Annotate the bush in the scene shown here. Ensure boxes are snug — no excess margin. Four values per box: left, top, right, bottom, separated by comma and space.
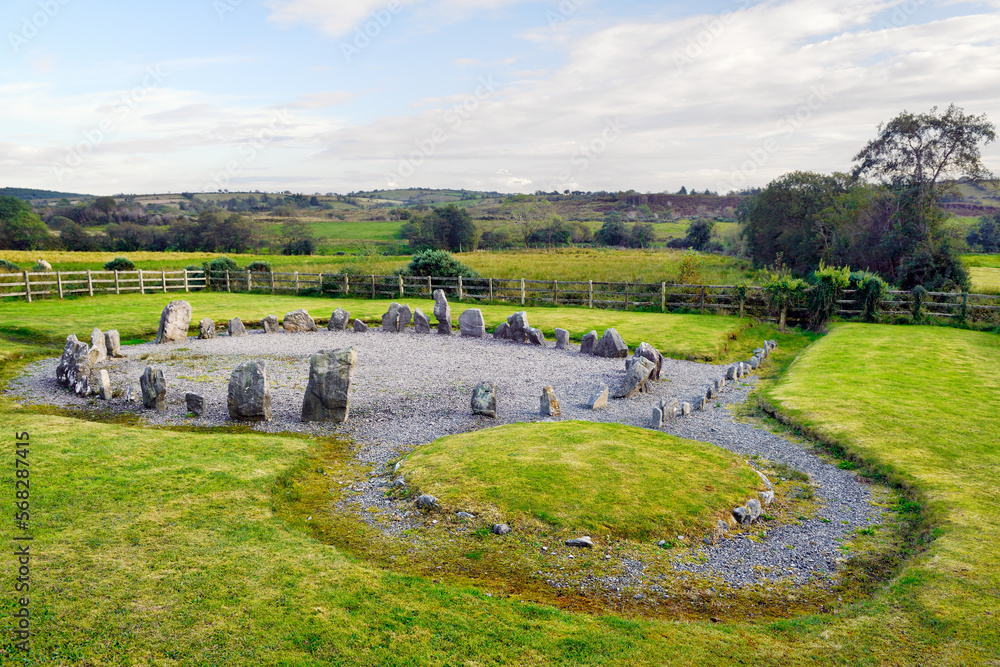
807, 263, 850, 330
849, 270, 888, 322
763, 271, 806, 331
403, 249, 479, 278
898, 243, 970, 292
246, 260, 272, 273
203, 257, 240, 288
103, 257, 136, 272
0, 259, 20, 272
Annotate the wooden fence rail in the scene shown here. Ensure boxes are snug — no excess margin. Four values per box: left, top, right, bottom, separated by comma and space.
2, 269, 998, 326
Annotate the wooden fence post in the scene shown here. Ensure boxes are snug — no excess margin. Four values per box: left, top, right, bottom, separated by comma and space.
589, 280, 593, 309
270, 271, 275, 294
22, 271, 31, 303
87, 270, 94, 297
247, 270, 252, 292
161, 270, 167, 293
700, 285, 706, 313
139, 269, 145, 295
318, 273, 323, 294
624, 283, 629, 311
295, 272, 300, 294
371, 275, 375, 299
427, 275, 432, 296
521, 278, 525, 306
345, 274, 350, 295
114, 271, 120, 295
225, 270, 230, 293
57, 271, 64, 299
489, 277, 493, 303
183, 269, 189, 293
399, 275, 404, 298
458, 275, 463, 300
553, 280, 558, 306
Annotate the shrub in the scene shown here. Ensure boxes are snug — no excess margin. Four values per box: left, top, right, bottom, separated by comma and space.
807, 263, 850, 330
403, 249, 479, 278
0, 259, 20, 273
203, 257, 240, 288
763, 271, 806, 331
246, 260, 272, 273
103, 257, 136, 272
849, 271, 888, 322
676, 251, 705, 284
898, 243, 970, 292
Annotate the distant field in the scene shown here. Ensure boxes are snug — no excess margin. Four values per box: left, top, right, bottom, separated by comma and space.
969, 267, 1000, 292
307, 219, 406, 242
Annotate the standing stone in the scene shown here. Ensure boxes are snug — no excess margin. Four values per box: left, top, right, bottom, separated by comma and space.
140, 366, 166, 412
650, 407, 663, 428
760, 490, 775, 506
660, 398, 679, 421
353, 319, 369, 333
458, 309, 486, 338
228, 317, 247, 337
681, 401, 691, 416
634, 342, 663, 381
617, 357, 655, 398
328, 307, 350, 331
262, 315, 281, 333
186, 393, 205, 416
104, 330, 123, 358
706, 384, 718, 399
283, 309, 317, 332
301, 347, 357, 423
398, 304, 412, 331
717, 377, 726, 390
154, 300, 192, 344
228, 361, 271, 422
580, 330, 598, 355
89, 328, 107, 365
55, 335, 91, 395
493, 322, 510, 340
413, 308, 431, 334
506, 311, 530, 343
98, 370, 112, 401
726, 365, 738, 381
754, 347, 767, 359
593, 328, 629, 358
732, 506, 750, 526
471, 382, 497, 418
526, 328, 546, 347
554, 328, 569, 350
540, 386, 561, 417
588, 384, 609, 410
433, 289, 452, 335
750, 356, 759, 370
746, 498, 762, 523
692, 396, 708, 411
382, 303, 403, 332
199, 318, 216, 339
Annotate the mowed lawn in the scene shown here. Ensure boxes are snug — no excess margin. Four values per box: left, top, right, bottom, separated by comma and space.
764, 323, 1000, 663
0, 291, 748, 360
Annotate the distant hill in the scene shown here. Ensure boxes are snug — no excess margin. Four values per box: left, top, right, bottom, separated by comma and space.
0, 187, 92, 202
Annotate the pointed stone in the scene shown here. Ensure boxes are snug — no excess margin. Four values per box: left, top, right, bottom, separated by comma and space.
413, 308, 431, 334
104, 329, 123, 357
186, 393, 204, 416
262, 314, 281, 333
493, 322, 510, 339
588, 384, 609, 410
580, 330, 598, 355
398, 304, 412, 331
634, 342, 663, 380
89, 328, 107, 365
433, 289, 452, 334
526, 327, 546, 346
540, 386, 561, 416
140, 366, 166, 412
593, 328, 628, 358
353, 319, 368, 333
282, 308, 317, 332
554, 328, 569, 350
228, 317, 246, 337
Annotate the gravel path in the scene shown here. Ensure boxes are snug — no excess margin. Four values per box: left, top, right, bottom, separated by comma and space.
6, 326, 885, 587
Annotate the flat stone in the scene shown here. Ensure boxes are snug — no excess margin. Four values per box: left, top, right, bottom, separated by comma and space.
492, 523, 512, 535
186, 393, 204, 416
540, 386, 561, 417
415, 494, 438, 510
580, 330, 598, 355
554, 328, 569, 350
328, 307, 350, 331
262, 314, 281, 333
433, 289, 452, 335
588, 384, 609, 410
565, 536, 593, 548
301, 347, 357, 423
154, 300, 192, 344
89, 328, 107, 365
140, 366, 166, 412
198, 318, 216, 339
458, 309, 486, 338
593, 328, 628, 358
227, 360, 271, 421
283, 308, 317, 332
228, 317, 246, 337
353, 319, 368, 333
526, 327, 546, 346
634, 342, 663, 380
413, 308, 431, 334
104, 329, 123, 358
471, 381, 497, 418
456, 511, 475, 520
98, 370, 112, 400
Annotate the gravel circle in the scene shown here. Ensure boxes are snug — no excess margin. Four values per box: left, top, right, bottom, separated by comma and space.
6, 326, 885, 588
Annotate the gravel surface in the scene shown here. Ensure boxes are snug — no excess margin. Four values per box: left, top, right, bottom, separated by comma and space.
6, 325, 886, 588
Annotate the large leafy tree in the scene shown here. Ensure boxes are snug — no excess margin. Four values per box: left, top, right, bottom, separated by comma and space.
0, 196, 52, 250
501, 195, 553, 247
402, 204, 478, 252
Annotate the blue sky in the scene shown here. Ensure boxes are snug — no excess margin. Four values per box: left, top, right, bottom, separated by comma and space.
1, 0, 998, 195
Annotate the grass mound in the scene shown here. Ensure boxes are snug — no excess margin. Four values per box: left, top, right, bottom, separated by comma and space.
400, 421, 760, 541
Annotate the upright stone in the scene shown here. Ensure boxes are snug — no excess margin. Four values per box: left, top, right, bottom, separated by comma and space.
228, 360, 271, 422
382, 303, 403, 332
104, 329, 123, 358
540, 386, 561, 417
413, 308, 431, 334
526, 328, 546, 346
186, 393, 205, 417
89, 327, 107, 365
458, 309, 486, 338
588, 384, 609, 410
634, 342, 663, 380
301, 347, 357, 423
706, 384, 718, 399
580, 330, 598, 355
554, 328, 569, 350
140, 366, 166, 412
228, 317, 247, 337
593, 328, 629, 358
398, 304, 412, 330
199, 318, 216, 339
692, 395, 708, 411
680, 401, 691, 416
506, 311, 529, 343
283, 309, 317, 332
650, 406, 663, 428
749, 356, 759, 370
353, 319, 369, 333
726, 365, 738, 381
328, 307, 350, 331
154, 300, 192, 344
493, 322, 510, 340
56, 334, 90, 394
746, 498, 762, 523
471, 382, 497, 418
98, 370, 112, 401
262, 314, 281, 333
616, 357, 654, 398
433, 289, 452, 335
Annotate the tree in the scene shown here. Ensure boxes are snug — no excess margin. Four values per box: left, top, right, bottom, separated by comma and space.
501, 195, 553, 247
684, 219, 714, 250
95, 196, 118, 216
626, 222, 656, 248
595, 213, 627, 246
968, 214, 1000, 253
677, 186, 688, 195
0, 196, 52, 250
61, 221, 101, 251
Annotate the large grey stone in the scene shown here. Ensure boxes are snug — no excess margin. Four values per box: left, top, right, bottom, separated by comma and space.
565, 536, 593, 548
634, 342, 663, 380
493, 322, 510, 340
471, 382, 497, 418
732, 506, 750, 526
526, 327, 546, 347
301, 347, 357, 423
616, 357, 654, 398
228, 317, 246, 337
659, 397, 679, 421
199, 318, 216, 339
55, 335, 92, 396
227, 360, 271, 422
98, 370, 112, 401
580, 330, 598, 355
746, 498, 762, 523
104, 329, 123, 358
433, 289, 452, 335
459, 309, 486, 338
759, 490, 775, 506
413, 308, 431, 334
328, 307, 350, 331
588, 384, 609, 410
398, 304, 412, 330
262, 314, 281, 333
554, 328, 569, 350
593, 328, 628, 358
89, 327, 107, 365
154, 300, 192, 344
140, 366, 166, 412
382, 302, 403, 332
726, 365, 738, 381
186, 393, 204, 417
283, 308, 317, 332
506, 311, 529, 343
692, 395, 708, 411
540, 386, 561, 416
353, 319, 368, 333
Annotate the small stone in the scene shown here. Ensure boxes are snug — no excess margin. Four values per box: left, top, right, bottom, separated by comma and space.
750, 356, 759, 370
89, 327, 107, 365
732, 506, 750, 525
759, 490, 775, 506
471, 382, 497, 418
328, 307, 350, 331
565, 536, 593, 548
456, 511, 475, 520
413, 308, 431, 334
554, 328, 569, 350
282, 308, 317, 332
140, 366, 166, 412
717, 520, 730, 532
154, 300, 192, 344
228, 317, 246, 337
353, 319, 368, 333
579, 330, 598, 355
104, 330, 123, 358
493, 322, 510, 340
391, 477, 406, 489
505, 311, 530, 342
186, 393, 204, 416
198, 318, 216, 339
657, 539, 666, 547
492, 523, 512, 535
415, 494, 438, 510
650, 406, 663, 428
458, 309, 486, 337
661, 398, 679, 421
262, 314, 281, 333
706, 384, 718, 399
98, 370, 112, 401
746, 498, 762, 523
227, 360, 271, 421
593, 328, 628, 358
588, 384, 609, 410
681, 402, 691, 416
540, 386, 561, 417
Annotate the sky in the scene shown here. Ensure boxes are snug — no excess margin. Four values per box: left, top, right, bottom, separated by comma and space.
1, 0, 998, 196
